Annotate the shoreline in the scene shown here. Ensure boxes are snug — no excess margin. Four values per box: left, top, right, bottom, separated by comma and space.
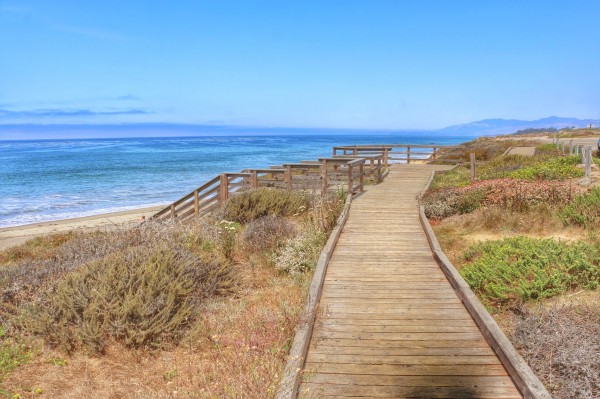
0, 205, 166, 251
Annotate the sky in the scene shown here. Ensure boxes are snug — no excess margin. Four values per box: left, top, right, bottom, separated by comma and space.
1, 0, 599, 131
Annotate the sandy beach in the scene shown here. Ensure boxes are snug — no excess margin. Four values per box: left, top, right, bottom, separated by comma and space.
0, 205, 166, 251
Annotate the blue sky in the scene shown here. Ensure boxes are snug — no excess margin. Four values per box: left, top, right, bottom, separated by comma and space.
1, 0, 599, 130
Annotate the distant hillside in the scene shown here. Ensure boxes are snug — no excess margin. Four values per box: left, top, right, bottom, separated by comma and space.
438, 116, 600, 136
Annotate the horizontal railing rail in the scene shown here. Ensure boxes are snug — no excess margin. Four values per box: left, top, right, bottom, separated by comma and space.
333, 144, 453, 165
151, 156, 368, 223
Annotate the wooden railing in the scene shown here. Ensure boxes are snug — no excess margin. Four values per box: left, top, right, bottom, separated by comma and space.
332, 144, 452, 165
151, 156, 368, 223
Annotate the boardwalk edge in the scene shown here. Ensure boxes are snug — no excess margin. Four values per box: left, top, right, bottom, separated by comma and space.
276, 195, 353, 399
419, 170, 552, 399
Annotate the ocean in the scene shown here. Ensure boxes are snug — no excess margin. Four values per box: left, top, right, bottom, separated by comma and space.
0, 133, 473, 227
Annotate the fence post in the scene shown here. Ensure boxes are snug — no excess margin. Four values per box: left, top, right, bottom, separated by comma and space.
285, 165, 292, 189
170, 204, 176, 219
194, 190, 199, 216
383, 147, 389, 166
561, 142, 565, 156
585, 147, 592, 178
250, 171, 258, 188
575, 145, 579, 157
470, 153, 476, 182
569, 140, 573, 156
321, 159, 328, 196
353, 146, 358, 156
219, 174, 229, 203
407, 146, 411, 164
347, 164, 353, 195
359, 162, 364, 192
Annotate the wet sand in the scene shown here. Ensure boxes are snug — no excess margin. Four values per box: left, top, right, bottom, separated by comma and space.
0, 205, 166, 251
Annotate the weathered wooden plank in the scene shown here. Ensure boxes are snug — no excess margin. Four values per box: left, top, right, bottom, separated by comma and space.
301, 382, 521, 398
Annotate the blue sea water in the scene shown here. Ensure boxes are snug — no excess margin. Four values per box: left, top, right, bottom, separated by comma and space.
0, 133, 472, 227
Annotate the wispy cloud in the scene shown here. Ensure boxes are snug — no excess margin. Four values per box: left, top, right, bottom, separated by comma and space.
0, 108, 152, 118
52, 24, 123, 40
114, 95, 141, 101
0, 4, 32, 13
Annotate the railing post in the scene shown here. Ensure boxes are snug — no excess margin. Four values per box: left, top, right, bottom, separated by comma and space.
359, 162, 364, 192
321, 159, 328, 196
285, 165, 292, 189
170, 204, 176, 219
353, 146, 358, 156
194, 190, 199, 216
347, 163, 353, 195
219, 173, 229, 203
378, 158, 383, 182
250, 171, 258, 188
383, 147, 389, 166
561, 142, 565, 156
407, 146, 411, 164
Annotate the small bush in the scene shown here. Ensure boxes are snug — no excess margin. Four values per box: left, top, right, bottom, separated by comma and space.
560, 187, 600, 228
222, 188, 310, 223
25, 245, 233, 353
460, 237, 600, 310
274, 230, 326, 276
243, 216, 297, 252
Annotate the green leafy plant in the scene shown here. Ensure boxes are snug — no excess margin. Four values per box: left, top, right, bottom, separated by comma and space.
460, 237, 600, 311
0, 327, 29, 382
559, 187, 600, 228
508, 156, 583, 180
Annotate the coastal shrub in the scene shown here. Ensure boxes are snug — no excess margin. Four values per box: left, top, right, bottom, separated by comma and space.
221, 188, 310, 223
460, 237, 600, 310
535, 143, 561, 156
25, 245, 233, 353
0, 232, 75, 266
422, 187, 486, 219
274, 229, 326, 276
429, 166, 470, 189
559, 187, 600, 228
508, 156, 583, 180
308, 192, 346, 233
476, 179, 574, 211
477, 154, 541, 180
243, 216, 297, 252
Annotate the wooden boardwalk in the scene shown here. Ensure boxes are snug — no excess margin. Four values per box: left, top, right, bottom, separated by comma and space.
299, 165, 522, 399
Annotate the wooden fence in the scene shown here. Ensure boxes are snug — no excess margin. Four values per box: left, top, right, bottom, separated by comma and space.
332, 144, 451, 165
151, 155, 377, 223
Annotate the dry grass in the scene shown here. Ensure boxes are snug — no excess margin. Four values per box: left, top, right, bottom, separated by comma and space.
1, 190, 343, 398
0, 232, 75, 266
497, 292, 600, 399
3, 257, 308, 398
